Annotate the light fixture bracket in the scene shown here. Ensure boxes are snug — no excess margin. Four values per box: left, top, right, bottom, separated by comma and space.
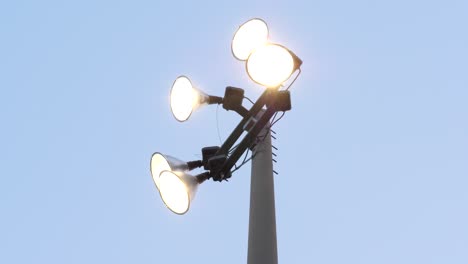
195, 171, 211, 184
204, 153, 232, 181
202, 146, 221, 170
266, 90, 292, 112
222, 86, 248, 117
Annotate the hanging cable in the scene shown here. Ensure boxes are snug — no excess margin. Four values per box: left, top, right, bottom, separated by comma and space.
231, 150, 255, 174
243, 96, 254, 104
216, 104, 223, 144
270, 111, 285, 128
285, 68, 301, 91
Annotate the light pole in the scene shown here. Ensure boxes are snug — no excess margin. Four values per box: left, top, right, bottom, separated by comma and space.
247, 119, 277, 264
150, 18, 302, 263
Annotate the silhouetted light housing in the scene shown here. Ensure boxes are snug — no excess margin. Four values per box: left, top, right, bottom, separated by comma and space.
231, 18, 269, 61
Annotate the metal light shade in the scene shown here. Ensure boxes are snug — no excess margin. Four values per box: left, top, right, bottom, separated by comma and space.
231, 18, 269, 61
246, 43, 300, 88
150, 152, 189, 190
158, 170, 199, 215
170, 76, 208, 122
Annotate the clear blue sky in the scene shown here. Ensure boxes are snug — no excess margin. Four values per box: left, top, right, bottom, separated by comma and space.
1, 0, 467, 263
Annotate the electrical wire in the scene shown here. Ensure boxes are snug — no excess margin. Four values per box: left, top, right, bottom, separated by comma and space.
231, 150, 254, 174
270, 111, 285, 128
230, 142, 250, 172
228, 94, 290, 175
285, 68, 301, 91
216, 104, 223, 144
254, 111, 285, 143
230, 117, 280, 175
241, 148, 250, 164
243, 96, 254, 104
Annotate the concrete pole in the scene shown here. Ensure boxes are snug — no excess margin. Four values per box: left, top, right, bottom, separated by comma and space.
247, 122, 278, 264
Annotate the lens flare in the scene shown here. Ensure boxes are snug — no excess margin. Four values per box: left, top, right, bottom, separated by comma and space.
232, 18, 269, 61
246, 44, 295, 88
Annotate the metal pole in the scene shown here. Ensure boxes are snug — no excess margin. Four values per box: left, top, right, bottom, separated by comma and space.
247, 122, 278, 264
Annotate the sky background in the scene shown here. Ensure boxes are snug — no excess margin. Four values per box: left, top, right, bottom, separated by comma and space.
1, 0, 467, 263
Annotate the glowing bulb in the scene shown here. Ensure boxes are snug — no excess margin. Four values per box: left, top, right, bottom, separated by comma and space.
150, 153, 171, 190
170, 76, 200, 122
158, 170, 198, 215
246, 44, 296, 88
232, 18, 269, 61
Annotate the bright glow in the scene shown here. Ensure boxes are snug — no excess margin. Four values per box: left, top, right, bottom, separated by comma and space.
246, 44, 295, 88
232, 18, 269, 61
170, 76, 199, 122
158, 171, 190, 214
150, 153, 171, 190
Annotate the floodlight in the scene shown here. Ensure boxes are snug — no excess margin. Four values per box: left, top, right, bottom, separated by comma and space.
170, 76, 204, 122
232, 18, 269, 61
170, 76, 223, 122
158, 170, 210, 215
246, 43, 302, 88
150, 152, 202, 190
158, 170, 198, 214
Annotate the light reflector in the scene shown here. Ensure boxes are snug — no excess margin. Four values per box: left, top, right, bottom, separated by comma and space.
150, 152, 188, 190
158, 170, 198, 215
170, 76, 200, 122
232, 18, 269, 61
246, 44, 296, 88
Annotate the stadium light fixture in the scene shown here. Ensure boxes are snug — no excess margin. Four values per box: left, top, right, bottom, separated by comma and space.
152, 18, 303, 264
170, 76, 222, 122
150, 152, 202, 190
158, 170, 209, 215
231, 18, 269, 61
246, 43, 302, 88
231, 19, 302, 88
